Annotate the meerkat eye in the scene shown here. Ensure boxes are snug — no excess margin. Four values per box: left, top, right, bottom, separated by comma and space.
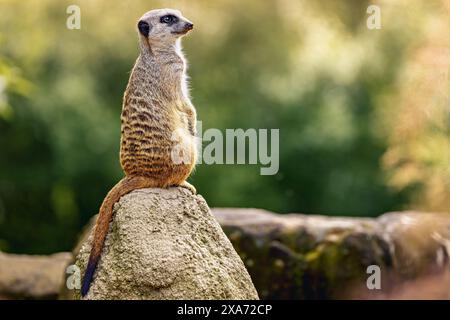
160, 15, 178, 24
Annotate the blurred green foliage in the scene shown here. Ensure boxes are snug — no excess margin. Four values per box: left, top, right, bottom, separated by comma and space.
0, 0, 448, 253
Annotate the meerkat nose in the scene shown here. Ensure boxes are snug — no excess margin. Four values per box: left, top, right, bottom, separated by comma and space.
185, 23, 194, 31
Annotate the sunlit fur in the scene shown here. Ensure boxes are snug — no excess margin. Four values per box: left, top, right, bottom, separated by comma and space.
81, 8, 197, 297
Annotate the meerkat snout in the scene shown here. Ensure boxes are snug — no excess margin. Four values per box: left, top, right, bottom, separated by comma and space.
171, 21, 194, 35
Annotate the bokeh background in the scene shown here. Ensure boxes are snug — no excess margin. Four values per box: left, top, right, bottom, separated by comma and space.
0, 0, 449, 254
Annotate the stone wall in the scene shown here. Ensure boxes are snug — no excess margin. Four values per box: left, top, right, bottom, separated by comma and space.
214, 208, 450, 299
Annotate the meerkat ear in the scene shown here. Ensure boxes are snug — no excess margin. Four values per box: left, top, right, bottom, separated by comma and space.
138, 21, 152, 37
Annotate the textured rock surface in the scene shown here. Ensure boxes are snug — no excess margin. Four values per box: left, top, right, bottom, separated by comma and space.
0, 252, 71, 299
74, 187, 259, 300
2, 205, 449, 299
214, 209, 450, 299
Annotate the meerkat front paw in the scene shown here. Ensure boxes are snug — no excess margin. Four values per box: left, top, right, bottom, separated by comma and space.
179, 181, 197, 194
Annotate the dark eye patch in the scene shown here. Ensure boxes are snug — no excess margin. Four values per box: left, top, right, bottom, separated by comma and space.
160, 14, 179, 25
138, 20, 151, 37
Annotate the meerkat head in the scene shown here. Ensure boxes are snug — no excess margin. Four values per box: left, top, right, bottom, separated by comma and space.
137, 9, 193, 51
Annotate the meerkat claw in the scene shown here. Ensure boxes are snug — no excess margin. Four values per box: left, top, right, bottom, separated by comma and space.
179, 181, 197, 194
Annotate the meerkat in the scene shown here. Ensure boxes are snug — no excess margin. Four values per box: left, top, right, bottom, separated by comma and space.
81, 8, 197, 297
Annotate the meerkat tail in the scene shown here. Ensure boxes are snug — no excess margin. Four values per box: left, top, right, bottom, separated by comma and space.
81, 176, 156, 297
